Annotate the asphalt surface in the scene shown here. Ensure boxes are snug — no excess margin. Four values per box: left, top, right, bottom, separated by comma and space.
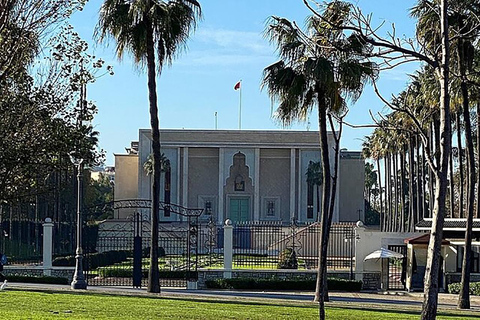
5, 282, 480, 312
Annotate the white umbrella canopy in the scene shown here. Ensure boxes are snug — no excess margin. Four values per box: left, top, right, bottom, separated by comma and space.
364, 248, 404, 261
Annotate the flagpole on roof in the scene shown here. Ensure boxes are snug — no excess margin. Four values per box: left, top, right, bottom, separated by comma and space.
239, 80, 242, 130
234, 80, 242, 130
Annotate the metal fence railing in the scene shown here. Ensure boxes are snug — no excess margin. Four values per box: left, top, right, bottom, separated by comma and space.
198, 221, 356, 272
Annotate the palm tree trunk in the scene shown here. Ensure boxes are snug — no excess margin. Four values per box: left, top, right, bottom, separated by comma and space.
449, 133, 455, 218
457, 45, 475, 310
400, 147, 406, 232
408, 137, 416, 231
416, 136, 423, 224
145, 19, 161, 294
394, 153, 399, 231
387, 154, 393, 231
313, 97, 331, 320
429, 125, 435, 218
457, 111, 465, 218
477, 102, 480, 220
421, 1, 451, 317
422, 145, 428, 219
377, 158, 384, 231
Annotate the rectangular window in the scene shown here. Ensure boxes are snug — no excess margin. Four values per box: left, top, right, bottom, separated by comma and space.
266, 201, 275, 216
457, 245, 480, 273
307, 183, 314, 219
164, 169, 171, 217
205, 200, 212, 215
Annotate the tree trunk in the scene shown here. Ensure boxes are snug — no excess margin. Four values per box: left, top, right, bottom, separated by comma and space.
387, 154, 393, 231
416, 136, 423, 224
457, 111, 464, 218
422, 145, 428, 219
408, 137, 416, 231
377, 158, 384, 231
477, 102, 480, 220
457, 42, 475, 310
421, 1, 451, 317
449, 133, 455, 218
400, 147, 406, 232
313, 98, 331, 320
394, 153, 399, 231
145, 19, 161, 294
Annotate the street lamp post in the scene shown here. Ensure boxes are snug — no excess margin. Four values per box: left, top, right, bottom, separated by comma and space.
70, 157, 87, 289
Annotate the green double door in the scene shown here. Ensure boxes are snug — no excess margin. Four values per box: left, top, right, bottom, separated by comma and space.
229, 198, 249, 222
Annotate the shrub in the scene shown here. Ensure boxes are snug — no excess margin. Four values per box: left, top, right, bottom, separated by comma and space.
142, 247, 165, 258
53, 250, 130, 269
277, 248, 298, 269
448, 282, 480, 295
97, 268, 189, 279
205, 277, 362, 292
6, 274, 68, 285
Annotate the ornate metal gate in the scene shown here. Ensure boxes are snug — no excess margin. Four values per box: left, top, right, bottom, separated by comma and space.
387, 244, 407, 290
83, 199, 202, 288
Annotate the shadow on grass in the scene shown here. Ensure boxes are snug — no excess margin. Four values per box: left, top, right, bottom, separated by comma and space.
329, 305, 480, 319
8, 288, 480, 318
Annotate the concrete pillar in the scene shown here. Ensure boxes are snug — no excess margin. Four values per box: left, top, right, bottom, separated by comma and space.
43, 218, 54, 276
297, 151, 302, 222
182, 147, 189, 209
223, 219, 233, 279
354, 222, 365, 282
290, 148, 296, 221
218, 148, 225, 224
254, 148, 260, 221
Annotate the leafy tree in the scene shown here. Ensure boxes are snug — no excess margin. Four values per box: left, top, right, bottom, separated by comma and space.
96, 0, 201, 293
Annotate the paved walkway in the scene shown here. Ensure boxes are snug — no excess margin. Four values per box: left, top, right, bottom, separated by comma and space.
5, 282, 480, 311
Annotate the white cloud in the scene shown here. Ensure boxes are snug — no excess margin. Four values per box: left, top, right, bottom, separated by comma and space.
196, 28, 270, 54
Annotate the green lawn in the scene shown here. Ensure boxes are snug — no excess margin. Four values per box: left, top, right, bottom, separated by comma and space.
0, 290, 476, 319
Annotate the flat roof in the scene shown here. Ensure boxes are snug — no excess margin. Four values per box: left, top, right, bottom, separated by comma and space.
139, 129, 330, 148
416, 218, 480, 231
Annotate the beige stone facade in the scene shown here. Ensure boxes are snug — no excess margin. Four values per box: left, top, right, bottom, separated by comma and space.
114, 129, 365, 223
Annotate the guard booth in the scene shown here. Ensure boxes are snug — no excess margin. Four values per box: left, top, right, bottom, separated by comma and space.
404, 234, 450, 292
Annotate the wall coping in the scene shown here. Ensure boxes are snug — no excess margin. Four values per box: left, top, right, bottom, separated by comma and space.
5, 266, 75, 271
198, 269, 348, 274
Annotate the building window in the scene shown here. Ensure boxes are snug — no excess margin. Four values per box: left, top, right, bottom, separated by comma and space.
205, 200, 212, 215
198, 196, 216, 220
164, 167, 171, 217
262, 197, 280, 220
234, 175, 245, 191
266, 201, 275, 216
457, 246, 480, 273
307, 182, 314, 219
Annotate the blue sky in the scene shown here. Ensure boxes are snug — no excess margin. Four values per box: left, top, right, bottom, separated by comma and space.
70, 0, 419, 165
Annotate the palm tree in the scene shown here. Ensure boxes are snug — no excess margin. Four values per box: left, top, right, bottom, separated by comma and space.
262, 7, 376, 318
96, 0, 201, 293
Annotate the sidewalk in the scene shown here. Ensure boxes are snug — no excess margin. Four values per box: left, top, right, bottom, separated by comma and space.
6, 282, 480, 311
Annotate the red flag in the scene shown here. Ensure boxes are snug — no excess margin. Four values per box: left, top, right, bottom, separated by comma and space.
234, 81, 241, 90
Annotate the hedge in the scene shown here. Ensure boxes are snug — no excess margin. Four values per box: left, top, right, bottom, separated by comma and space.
448, 282, 480, 295
53, 250, 130, 269
205, 277, 362, 292
5, 274, 68, 285
97, 268, 192, 279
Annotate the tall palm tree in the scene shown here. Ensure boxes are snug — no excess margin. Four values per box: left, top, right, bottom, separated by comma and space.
96, 0, 201, 293
262, 6, 376, 318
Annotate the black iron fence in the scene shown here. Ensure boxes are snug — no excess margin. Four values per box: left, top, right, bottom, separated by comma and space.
85, 212, 192, 288
195, 221, 356, 272
228, 221, 355, 271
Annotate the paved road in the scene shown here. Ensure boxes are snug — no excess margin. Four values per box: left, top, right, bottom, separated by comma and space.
5, 282, 480, 312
